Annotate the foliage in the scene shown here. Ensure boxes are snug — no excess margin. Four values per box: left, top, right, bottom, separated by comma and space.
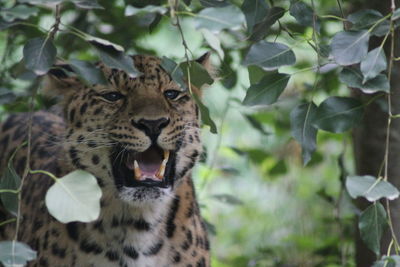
0, 0, 400, 266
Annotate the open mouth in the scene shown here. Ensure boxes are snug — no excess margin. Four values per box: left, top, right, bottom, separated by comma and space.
111, 145, 176, 188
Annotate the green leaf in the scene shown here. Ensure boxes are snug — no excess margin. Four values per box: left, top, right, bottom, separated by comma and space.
393, 8, 400, 20
290, 102, 318, 165
201, 29, 224, 59
373, 256, 400, 267
360, 47, 387, 83
359, 202, 387, 255
289, 1, 320, 32
241, 0, 269, 32
269, 160, 288, 176
124, 5, 167, 16
160, 57, 187, 90
0, 5, 39, 22
242, 72, 290, 106
0, 241, 36, 267
92, 42, 140, 78
348, 9, 389, 36
312, 96, 363, 133
0, 88, 17, 105
45, 170, 102, 223
85, 35, 124, 52
249, 7, 285, 42
180, 61, 213, 89
339, 67, 389, 94
199, 0, 230, 7
193, 94, 217, 134
243, 41, 296, 70
23, 37, 57, 76
72, 0, 104, 9
194, 5, 245, 33
330, 30, 370, 66
211, 194, 243, 205
346, 175, 400, 202
243, 115, 270, 135
0, 161, 21, 216
69, 59, 107, 85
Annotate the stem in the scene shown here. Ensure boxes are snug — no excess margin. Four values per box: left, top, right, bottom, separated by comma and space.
49, 4, 62, 40
0, 218, 16, 227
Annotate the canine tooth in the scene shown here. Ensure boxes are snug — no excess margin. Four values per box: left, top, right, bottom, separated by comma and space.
164, 150, 170, 160
134, 160, 142, 180
156, 158, 167, 179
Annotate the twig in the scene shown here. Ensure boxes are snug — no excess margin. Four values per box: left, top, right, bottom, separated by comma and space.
49, 4, 61, 40
170, 0, 192, 63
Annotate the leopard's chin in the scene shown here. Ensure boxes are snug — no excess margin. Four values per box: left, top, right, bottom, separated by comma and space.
110, 144, 176, 191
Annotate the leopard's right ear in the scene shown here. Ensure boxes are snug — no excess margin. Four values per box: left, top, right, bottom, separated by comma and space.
42, 63, 82, 98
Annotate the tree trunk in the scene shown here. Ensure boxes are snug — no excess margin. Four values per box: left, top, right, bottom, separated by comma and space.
351, 1, 400, 266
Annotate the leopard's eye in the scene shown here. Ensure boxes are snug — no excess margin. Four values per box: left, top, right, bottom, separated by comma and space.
101, 92, 124, 102
164, 90, 181, 100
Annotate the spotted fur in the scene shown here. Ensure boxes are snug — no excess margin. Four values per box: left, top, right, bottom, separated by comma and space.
0, 55, 210, 266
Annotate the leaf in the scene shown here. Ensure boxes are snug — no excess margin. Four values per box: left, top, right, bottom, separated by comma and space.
346, 175, 400, 201
45, 170, 102, 223
243, 115, 270, 135
249, 7, 285, 42
0, 161, 21, 216
180, 61, 213, 89
241, 0, 269, 32
339, 67, 389, 94
373, 256, 400, 267
330, 30, 370, 66
393, 8, 400, 21
0, 88, 17, 105
199, 0, 230, 7
160, 57, 187, 90
360, 47, 387, 83
289, 1, 320, 32
290, 102, 318, 165
242, 72, 290, 106
0, 5, 39, 22
92, 42, 140, 78
312, 96, 363, 133
359, 202, 387, 255
211, 194, 243, 205
194, 5, 245, 33
201, 29, 224, 59
23, 37, 57, 76
72, 0, 104, 9
193, 94, 217, 134
124, 5, 167, 16
269, 160, 288, 176
348, 9, 389, 36
0, 241, 37, 267
85, 35, 124, 52
69, 59, 107, 85
243, 41, 296, 70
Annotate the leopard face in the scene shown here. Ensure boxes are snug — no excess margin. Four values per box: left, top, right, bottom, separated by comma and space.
46, 55, 207, 204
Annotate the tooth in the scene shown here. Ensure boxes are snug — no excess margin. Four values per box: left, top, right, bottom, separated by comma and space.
134, 160, 142, 180
156, 158, 168, 179
164, 150, 170, 161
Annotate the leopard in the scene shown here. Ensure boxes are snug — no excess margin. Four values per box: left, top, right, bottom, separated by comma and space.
0, 54, 212, 267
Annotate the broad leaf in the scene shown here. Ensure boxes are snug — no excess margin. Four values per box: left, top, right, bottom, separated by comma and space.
0, 241, 36, 267
92, 42, 140, 78
0, 88, 16, 105
85, 35, 124, 52
359, 202, 387, 255
241, 0, 269, 32
0, 5, 38, 22
23, 37, 57, 76
243, 41, 296, 70
249, 7, 285, 42
348, 9, 389, 36
72, 0, 104, 9
289, 1, 320, 32
199, 0, 230, 7
211, 194, 243, 205
346, 175, 399, 201
194, 5, 245, 33
180, 61, 213, 89
312, 96, 363, 133
373, 256, 400, 267
243, 115, 270, 135
339, 67, 389, 94
393, 9, 400, 20
0, 161, 21, 216
242, 72, 290, 106
160, 57, 187, 90
290, 102, 318, 165
360, 47, 387, 83
330, 30, 370, 66
193, 94, 217, 134
69, 59, 107, 85
45, 170, 102, 223
125, 5, 167, 16
201, 29, 224, 59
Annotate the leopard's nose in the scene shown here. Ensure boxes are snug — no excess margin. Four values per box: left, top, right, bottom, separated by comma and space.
132, 118, 170, 140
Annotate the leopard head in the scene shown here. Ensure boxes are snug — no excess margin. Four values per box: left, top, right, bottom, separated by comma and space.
44, 54, 212, 204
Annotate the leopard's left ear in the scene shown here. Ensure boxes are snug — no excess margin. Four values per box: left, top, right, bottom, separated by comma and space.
195, 52, 214, 76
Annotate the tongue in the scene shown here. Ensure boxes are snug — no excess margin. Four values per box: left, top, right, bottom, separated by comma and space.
136, 146, 163, 175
